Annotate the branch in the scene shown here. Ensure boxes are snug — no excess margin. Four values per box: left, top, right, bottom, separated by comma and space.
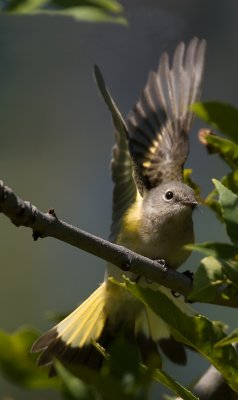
175, 346, 238, 400
192, 363, 238, 400
175, 366, 238, 400
0, 180, 237, 308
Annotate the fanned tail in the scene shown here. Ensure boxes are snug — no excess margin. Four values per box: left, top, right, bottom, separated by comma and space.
31, 283, 109, 374
32, 281, 192, 375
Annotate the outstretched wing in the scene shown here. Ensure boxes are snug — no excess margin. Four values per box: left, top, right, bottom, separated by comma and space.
127, 37, 206, 188
110, 130, 138, 241
94, 66, 137, 241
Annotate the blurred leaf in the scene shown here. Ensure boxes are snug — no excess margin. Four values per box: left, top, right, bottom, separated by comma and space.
0, 326, 60, 390
202, 134, 238, 170
183, 169, 201, 199
187, 242, 238, 260
108, 337, 140, 380
221, 261, 238, 288
187, 245, 238, 297
204, 188, 222, 219
213, 180, 238, 245
192, 102, 238, 144
204, 171, 238, 218
40, 7, 126, 23
122, 278, 238, 394
57, 361, 137, 400
56, 361, 96, 400
151, 368, 199, 400
1, 0, 47, 11
221, 171, 238, 195
188, 256, 226, 302
215, 328, 238, 347
1, 0, 127, 24
57, 344, 196, 400
163, 396, 177, 400
91, 338, 109, 360
52, 0, 123, 13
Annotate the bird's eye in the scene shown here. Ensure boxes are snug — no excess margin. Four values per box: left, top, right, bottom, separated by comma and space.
164, 190, 174, 201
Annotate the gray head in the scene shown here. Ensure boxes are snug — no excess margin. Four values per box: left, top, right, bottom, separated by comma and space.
142, 181, 197, 221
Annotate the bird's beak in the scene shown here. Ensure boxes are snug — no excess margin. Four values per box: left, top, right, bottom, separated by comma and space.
182, 200, 198, 209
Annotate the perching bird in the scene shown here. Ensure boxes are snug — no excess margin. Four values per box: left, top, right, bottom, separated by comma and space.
32, 37, 206, 374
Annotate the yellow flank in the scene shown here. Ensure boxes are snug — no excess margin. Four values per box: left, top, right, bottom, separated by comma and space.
118, 191, 142, 240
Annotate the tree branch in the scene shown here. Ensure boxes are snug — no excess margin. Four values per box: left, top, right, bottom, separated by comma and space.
0, 179, 237, 308
175, 365, 238, 400
192, 364, 238, 400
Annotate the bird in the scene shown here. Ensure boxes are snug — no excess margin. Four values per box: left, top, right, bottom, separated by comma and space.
31, 37, 206, 375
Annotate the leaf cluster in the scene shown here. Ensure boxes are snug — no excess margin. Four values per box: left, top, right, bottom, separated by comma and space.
0, 0, 126, 24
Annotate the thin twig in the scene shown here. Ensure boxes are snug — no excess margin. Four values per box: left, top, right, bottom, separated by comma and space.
0, 180, 237, 308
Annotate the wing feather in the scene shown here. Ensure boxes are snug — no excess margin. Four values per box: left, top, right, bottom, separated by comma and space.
127, 37, 206, 187
94, 66, 137, 241
94, 38, 206, 240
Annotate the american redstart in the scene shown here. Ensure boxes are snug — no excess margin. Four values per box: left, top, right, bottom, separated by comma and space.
32, 37, 206, 375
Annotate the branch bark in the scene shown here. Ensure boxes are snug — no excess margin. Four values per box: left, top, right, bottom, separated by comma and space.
0, 179, 237, 308
192, 364, 238, 400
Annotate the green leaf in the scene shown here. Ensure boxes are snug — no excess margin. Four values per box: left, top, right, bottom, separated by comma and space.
51, 0, 123, 13
213, 180, 238, 244
192, 102, 238, 144
57, 347, 196, 400
215, 327, 238, 347
183, 169, 201, 199
188, 256, 226, 302
0, 0, 127, 24
56, 360, 139, 400
221, 261, 238, 288
122, 279, 238, 394
107, 337, 141, 380
39, 7, 127, 24
1, 0, 49, 12
56, 361, 95, 400
204, 172, 238, 218
151, 368, 199, 400
202, 134, 238, 170
220, 171, 238, 195
187, 242, 238, 260
204, 188, 222, 219
187, 244, 238, 295
0, 327, 60, 390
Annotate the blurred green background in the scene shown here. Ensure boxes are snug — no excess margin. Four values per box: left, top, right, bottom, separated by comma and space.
0, 0, 238, 398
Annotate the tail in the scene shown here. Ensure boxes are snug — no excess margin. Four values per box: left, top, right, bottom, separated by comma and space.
31, 283, 109, 375
31, 281, 189, 375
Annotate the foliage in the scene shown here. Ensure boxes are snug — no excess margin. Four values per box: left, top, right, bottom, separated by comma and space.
0, 0, 126, 24
0, 0, 238, 389
0, 327, 60, 390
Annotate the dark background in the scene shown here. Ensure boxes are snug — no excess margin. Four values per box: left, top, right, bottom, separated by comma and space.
0, 1, 238, 398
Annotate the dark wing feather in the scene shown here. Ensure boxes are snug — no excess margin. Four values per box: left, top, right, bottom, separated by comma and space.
94, 66, 137, 241
127, 37, 206, 187
110, 130, 137, 241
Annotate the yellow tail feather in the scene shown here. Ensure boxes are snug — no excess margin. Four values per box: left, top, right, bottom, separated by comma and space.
32, 279, 192, 370
56, 282, 107, 348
